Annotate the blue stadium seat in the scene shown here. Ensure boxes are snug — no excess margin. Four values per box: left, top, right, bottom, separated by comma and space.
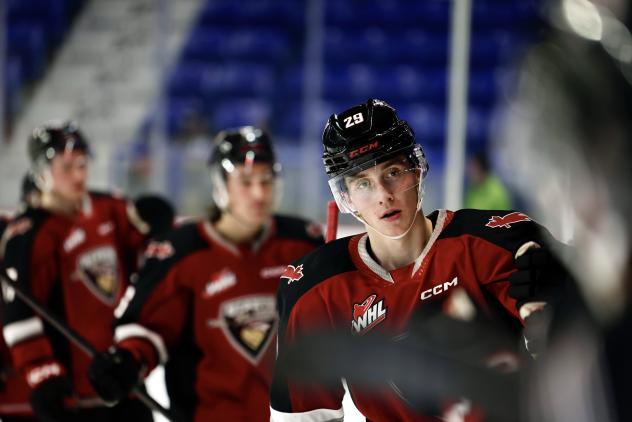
324, 28, 448, 66
198, 0, 304, 28
470, 31, 532, 67
4, 58, 23, 118
397, 104, 446, 146
211, 98, 272, 131
472, 0, 540, 29
165, 97, 206, 136
181, 28, 290, 62
8, 0, 69, 44
325, 0, 449, 28
167, 62, 276, 98
7, 23, 47, 80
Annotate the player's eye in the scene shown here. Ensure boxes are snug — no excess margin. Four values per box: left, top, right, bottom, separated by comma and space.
353, 178, 371, 191
384, 167, 403, 180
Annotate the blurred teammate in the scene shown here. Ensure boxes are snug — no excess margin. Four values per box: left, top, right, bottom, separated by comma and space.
1, 120, 173, 422
87, 126, 324, 421
270, 99, 571, 421
0, 174, 41, 421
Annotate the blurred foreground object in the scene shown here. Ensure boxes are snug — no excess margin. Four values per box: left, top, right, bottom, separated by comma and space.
499, 0, 632, 420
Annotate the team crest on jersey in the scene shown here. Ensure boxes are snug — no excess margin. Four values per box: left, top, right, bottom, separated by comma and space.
281, 264, 304, 285
352, 294, 387, 335
217, 295, 277, 364
76, 246, 120, 304
144, 240, 175, 260
485, 212, 531, 229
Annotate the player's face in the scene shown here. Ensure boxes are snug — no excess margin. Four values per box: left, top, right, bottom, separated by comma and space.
345, 157, 420, 236
49, 151, 89, 202
225, 163, 276, 226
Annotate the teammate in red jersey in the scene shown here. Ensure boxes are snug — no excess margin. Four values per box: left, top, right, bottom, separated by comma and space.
269, 99, 569, 421
87, 126, 324, 422
1, 120, 173, 422
0, 174, 41, 421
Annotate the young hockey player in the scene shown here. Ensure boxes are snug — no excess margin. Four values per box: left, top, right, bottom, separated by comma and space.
1, 120, 173, 422
270, 99, 569, 421
88, 126, 324, 422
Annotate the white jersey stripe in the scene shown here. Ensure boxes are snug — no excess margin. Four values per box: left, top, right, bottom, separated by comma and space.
3, 316, 44, 346
114, 323, 169, 364
270, 406, 344, 422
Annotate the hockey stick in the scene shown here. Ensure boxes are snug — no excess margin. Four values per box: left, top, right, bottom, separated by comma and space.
326, 200, 339, 243
0, 267, 181, 422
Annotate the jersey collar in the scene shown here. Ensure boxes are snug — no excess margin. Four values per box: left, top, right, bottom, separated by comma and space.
354, 209, 449, 283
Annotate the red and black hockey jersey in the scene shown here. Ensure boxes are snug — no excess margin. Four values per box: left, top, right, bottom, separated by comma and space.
270, 209, 559, 422
1, 192, 150, 401
113, 215, 324, 422
0, 212, 33, 417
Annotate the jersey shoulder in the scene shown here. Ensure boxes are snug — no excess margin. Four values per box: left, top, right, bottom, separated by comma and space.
1, 207, 53, 269
142, 221, 209, 269
118, 221, 209, 324
438, 209, 557, 254
273, 214, 325, 246
277, 236, 356, 320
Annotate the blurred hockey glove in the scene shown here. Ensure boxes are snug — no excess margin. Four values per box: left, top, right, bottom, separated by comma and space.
88, 347, 143, 404
133, 194, 175, 238
508, 241, 571, 311
29, 374, 77, 422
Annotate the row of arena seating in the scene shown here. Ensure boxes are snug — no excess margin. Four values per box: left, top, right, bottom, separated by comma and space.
179, 26, 531, 67
4, 0, 85, 128
152, 0, 541, 147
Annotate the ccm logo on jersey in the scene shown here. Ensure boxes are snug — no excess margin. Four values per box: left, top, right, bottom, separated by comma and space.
352, 294, 387, 335
421, 277, 458, 301
349, 141, 379, 158
485, 212, 531, 229
281, 264, 303, 285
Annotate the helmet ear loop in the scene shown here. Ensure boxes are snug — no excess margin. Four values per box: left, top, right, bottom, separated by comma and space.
210, 165, 229, 210
31, 161, 54, 194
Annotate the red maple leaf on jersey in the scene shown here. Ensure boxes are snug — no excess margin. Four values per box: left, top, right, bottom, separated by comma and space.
281, 264, 304, 284
144, 241, 175, 260
485, 212, 531, 229
353, 294, 376, 320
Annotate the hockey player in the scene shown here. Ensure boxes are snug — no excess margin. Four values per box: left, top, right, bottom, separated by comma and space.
87, 126, 324, 422
1, 120, 174, 422
0, 174, 41, 421
269, 99, 569, 421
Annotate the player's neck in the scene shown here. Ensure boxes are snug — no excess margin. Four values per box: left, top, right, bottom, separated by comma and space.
366, 213, 432, 271
41, 191, 83, 216
214, 211, 266, 245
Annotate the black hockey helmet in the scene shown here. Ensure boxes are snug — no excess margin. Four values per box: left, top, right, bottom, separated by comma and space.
208, 126, 278, 172
28, 120, 91, 165
322, 99, 429, 214
208, 126, 280, 209
322, 99, 424, 178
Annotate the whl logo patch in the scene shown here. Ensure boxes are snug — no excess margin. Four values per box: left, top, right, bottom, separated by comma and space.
281, 264, 304, 285
352, 294, 387, 335
485, 212, 531, 229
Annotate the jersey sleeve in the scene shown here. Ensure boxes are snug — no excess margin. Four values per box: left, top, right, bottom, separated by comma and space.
446, 209, 564, 320
112, 224, 205, 372
1, 213, 67, 388
271, 241, 353, 420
